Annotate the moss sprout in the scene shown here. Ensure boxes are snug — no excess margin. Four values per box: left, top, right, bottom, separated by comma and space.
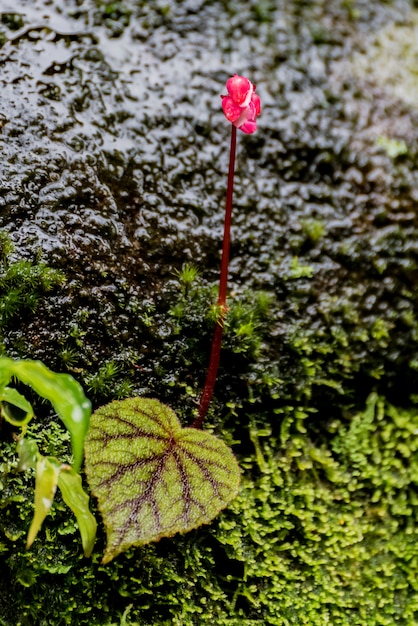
0, 232, 65, 342
86, 360, 121, 399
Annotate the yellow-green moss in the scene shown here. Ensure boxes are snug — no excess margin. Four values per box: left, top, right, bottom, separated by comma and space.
1, 394, 418, 624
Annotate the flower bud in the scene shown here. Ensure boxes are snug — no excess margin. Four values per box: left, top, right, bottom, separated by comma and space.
221, 74, 261, 134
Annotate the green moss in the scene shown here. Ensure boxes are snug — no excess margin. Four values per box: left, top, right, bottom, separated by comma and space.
86, 360, 121, 399
376, 136, 409, 159
251, 0, 275, 24
287, 256, 315, 280
1, 395, 418, 624
300, 218, 326, 246
216, 396, 418, 624
167, 276, 272, 357
0, 232, 65, 352
1, 13, 25, 31
93, 1, 132, 37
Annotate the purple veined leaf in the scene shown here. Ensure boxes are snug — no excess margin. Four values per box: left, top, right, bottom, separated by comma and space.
84, 397, 241, 563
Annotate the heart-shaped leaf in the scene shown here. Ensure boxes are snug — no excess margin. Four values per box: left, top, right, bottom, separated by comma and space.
84, 397, 241, 563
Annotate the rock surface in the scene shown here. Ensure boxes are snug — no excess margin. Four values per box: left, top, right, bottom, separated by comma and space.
1, 0, 418, 408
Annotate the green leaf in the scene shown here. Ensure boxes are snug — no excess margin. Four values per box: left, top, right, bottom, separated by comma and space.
58, 467, 97, 557
27, 457, 61, 549
84, 397, 241, 563
0, 358, 91, 471
17, 438, 39, 471
21, 449, 97, 555
0, 387, 34, 427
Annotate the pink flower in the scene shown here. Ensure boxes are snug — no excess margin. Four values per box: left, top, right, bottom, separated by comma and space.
221, 74, 261, 134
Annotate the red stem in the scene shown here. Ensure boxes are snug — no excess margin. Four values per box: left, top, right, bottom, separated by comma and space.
192, 125, 237, 429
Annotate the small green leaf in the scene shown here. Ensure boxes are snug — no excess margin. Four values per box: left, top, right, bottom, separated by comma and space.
17, 438, 39, 471
27, 457, 61, 549
0, 387, 34, 427
58, 467, 97, 557
0, 358, 91, 471
84, 398, 241, 563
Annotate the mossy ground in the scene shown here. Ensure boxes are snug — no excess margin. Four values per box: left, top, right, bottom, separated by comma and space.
1, 395, 418, 624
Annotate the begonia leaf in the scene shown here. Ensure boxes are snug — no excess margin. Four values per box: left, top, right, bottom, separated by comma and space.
84, 397, 241, 563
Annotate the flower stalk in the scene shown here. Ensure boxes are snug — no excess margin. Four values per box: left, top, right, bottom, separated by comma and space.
192, 75, 260, 429
193, 125, 236, 429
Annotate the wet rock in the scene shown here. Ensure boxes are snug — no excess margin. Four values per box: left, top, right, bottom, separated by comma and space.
0, 0, 418, 412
